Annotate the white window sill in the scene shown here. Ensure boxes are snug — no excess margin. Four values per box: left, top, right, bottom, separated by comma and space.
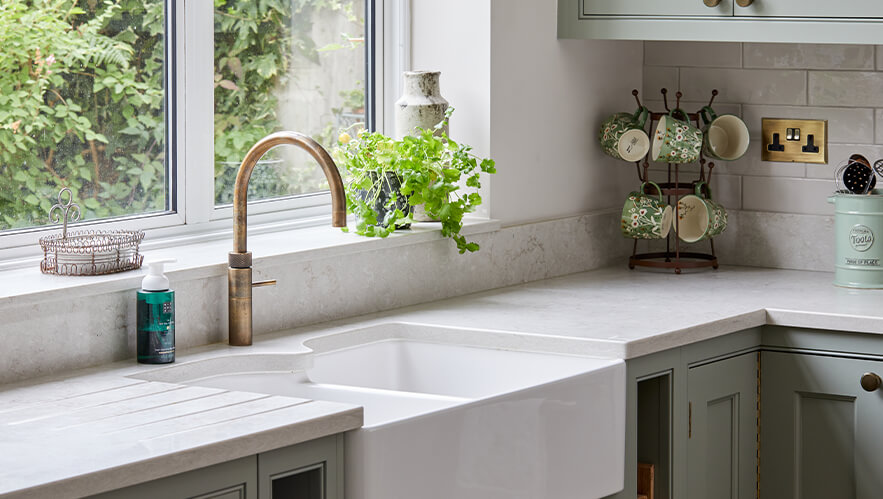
0, 217, 500, 308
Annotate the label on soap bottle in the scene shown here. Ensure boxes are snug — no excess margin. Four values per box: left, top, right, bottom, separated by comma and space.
136, 290, 175, 364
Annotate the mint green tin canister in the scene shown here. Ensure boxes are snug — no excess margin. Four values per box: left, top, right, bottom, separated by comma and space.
828, 191, 883, 288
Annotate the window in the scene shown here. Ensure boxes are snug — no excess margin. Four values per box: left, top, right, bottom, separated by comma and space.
0, 0, 378, 260
0, 0, 170, 231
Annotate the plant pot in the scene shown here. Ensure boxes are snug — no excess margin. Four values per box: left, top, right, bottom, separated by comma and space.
358, 171, 412, 229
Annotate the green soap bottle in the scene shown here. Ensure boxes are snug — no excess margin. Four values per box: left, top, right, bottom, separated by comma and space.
137, 259, 176, 364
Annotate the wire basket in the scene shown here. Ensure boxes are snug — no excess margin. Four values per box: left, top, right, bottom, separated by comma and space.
38, 188, 145, 276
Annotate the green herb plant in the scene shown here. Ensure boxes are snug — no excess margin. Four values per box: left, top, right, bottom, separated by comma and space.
333, 111, 496, 253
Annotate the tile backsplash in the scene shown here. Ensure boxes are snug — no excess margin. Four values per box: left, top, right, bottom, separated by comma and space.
641, 42, 883, 271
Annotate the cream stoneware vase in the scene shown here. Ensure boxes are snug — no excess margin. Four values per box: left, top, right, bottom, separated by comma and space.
394, 71, 449, 140
394, 71, 450, 222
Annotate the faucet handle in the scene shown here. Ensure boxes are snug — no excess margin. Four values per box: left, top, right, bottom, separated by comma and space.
252, 279, 277, 288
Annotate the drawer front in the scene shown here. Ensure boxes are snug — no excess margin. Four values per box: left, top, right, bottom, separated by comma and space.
582, 0, 734, 17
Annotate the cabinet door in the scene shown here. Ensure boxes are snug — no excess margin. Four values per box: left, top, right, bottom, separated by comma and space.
686, 352, 758, 499
582, 0, 733, 17
89, 456, 256, 499
258, 435, 344, 499
736, 0, 883, 18
761, 351, 883, 499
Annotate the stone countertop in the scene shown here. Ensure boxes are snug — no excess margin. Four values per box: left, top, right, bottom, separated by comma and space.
0, 369, 362, 499
2, 264, 882, 498
358, 265, 883, 359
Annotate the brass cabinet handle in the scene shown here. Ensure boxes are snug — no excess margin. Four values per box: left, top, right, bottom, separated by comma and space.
703, 0, 722, 6
736, 0, 754, 6
861, 372, 882, 392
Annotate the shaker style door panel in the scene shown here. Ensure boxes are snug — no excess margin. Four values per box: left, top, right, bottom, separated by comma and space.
581, 0, 734, 17
258, 434, 344, 499
686, 353, 758, 499
736, 0, 883, 18
760, 351, 883, 499
88, 456, 257, 499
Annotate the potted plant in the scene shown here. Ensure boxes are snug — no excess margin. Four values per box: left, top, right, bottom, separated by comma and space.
332, 112, 496, 253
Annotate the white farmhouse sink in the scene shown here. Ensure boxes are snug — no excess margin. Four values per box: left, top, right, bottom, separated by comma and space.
136, 323, 625, 499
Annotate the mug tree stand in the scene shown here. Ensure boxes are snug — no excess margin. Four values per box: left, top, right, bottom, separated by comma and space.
628, 88, 719, 274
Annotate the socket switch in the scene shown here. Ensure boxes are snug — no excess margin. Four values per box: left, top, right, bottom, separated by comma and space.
761, 118, 827, 164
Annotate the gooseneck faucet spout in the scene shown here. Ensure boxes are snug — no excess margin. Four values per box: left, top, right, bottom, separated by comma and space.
228, 131, 347, 346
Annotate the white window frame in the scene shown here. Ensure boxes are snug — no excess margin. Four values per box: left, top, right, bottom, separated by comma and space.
0, 0, 404, 268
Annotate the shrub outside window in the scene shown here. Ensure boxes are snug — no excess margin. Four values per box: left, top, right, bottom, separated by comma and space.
0, 0, 370, 245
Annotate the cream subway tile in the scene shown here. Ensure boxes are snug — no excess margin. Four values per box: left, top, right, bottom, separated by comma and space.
680, 68, 807, 106
709, 174, 742, 210
743, 43, 874, 70
643, 100, 740, 119
742, 177, 834, 215
809, 71, 883, 107
876, 109, 883, 144
742, 105, 874, 144
642, 66, 679, 99
644, 41, 742, 68
714, 142, 806, 178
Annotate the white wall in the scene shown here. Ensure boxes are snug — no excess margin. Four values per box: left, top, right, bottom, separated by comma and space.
410, 0, 644, 225
489, 0, 642, 224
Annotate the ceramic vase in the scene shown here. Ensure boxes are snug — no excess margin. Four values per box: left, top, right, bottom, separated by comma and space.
394, 71, 449, 140
395, 71, 450, 221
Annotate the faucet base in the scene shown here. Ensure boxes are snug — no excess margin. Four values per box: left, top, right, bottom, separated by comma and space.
228, 267, 253, 346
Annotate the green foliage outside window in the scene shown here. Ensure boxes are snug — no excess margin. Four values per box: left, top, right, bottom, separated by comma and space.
0, 0, 364, 231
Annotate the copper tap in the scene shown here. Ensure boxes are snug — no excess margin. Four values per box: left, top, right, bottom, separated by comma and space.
228, 131, 347, 346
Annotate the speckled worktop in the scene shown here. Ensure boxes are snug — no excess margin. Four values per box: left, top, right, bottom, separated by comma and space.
3, 265, 882, 498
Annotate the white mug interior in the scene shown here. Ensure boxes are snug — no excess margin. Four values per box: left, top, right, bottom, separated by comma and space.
677, 195, 710, 243
618, 129, 650, 162
707, 115, 749, 160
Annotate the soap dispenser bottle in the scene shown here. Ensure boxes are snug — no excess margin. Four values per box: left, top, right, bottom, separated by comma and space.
137, 259, 176, 364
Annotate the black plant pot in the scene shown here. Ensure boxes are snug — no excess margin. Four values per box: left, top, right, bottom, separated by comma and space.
358, 171, 412, 229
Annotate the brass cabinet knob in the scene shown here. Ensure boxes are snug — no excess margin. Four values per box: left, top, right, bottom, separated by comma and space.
861, 372, 882, 392
703, 0, 722, 6
736, 0, 754, 6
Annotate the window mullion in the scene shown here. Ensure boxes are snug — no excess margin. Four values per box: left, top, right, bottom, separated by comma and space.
181, 0, 215, 225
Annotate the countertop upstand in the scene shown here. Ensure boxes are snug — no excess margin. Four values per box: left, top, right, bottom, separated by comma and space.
3, 265, 883, 498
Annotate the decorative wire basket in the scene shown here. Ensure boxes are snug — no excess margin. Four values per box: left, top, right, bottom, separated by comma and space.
38, 188, 145, 276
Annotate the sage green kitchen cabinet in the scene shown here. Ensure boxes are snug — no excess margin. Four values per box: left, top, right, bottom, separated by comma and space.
560, 0, 883, 44
258, 433, 344, 499
89, 456, 256, 499
577, 0, 733, 18
760, 351, 883, 499
686, 352, 758, 499
89, 434, 343, 499
607, 328, 762, 499
737, 0, 883, 18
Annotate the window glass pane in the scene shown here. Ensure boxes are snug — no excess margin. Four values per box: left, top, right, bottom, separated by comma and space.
0, 0, 168, 231
214, 0, 366, 206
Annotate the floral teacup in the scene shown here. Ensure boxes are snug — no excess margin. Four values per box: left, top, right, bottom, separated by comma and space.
651, 109, 703, 164
676, 182, 728, 242
621, 181, 673, 240
599, 106, 650, 162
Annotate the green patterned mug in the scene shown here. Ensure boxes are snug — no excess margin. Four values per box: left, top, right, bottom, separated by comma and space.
621, 181, 673, 240
599, 106, 650, 162
676, 182, 728, 242
651, 109, 703, 164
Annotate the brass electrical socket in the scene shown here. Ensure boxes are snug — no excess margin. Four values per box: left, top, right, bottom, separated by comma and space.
761, 118, 828, 164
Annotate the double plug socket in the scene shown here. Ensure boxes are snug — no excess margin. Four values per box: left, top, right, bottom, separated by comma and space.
761, 118, 828, 164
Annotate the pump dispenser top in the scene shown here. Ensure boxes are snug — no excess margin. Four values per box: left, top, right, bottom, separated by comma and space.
142, 258, 175, 291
